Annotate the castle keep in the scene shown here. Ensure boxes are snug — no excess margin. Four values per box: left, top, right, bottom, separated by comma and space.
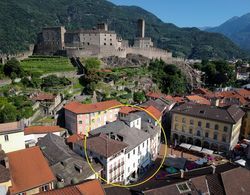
34, 19, 172, 60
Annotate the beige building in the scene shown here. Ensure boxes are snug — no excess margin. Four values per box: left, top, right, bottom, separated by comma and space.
0, 121, 25, 153
171, 103, 245, 152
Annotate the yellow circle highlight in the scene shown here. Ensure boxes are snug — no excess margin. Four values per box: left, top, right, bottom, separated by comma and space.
83, 104, 168, 188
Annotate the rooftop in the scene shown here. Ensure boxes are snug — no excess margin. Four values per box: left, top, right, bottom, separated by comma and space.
38, 133, 102, 185
64, 100, 122, 114
171, 103, 245, 124
38, 180, 105, 195
186, 95, 211, 105
31, 92, 56, 101
221, 167, 250, 195
0, 121, 23, 135
66, 134, 85, 144
82, 133, 128, 158
90, 120, 150, 152
24, 126, 64, 135
7, 147, 55, 194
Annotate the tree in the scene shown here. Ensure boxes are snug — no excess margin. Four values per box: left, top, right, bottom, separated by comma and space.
0, 98, 17, 123
3, 58, 25, 78
41, 75, 71, 88
133, 91, 146, 103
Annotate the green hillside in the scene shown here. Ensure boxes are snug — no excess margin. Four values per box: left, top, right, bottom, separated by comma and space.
0, 0, 247, 59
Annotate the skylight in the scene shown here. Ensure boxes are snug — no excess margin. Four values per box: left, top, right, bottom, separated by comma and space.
176, 182, 191, 194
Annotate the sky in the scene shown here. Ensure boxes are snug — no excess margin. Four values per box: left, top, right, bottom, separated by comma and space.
109, 0, 250, 27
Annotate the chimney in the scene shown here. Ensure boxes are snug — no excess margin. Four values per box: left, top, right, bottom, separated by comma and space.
137, 19, 145, 38
211, 165, 216, 174
4, 157, 9, 169
180, 169, 184, 178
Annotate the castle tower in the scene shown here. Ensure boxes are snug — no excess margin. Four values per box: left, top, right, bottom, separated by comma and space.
137, 19, 145, 38
97, 23, 108, 31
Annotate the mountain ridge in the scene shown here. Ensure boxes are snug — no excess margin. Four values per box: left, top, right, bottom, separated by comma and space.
0, 0, 246, 59
206, 13, 250, 51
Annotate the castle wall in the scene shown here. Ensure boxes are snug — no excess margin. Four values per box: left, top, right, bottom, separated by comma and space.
126, 47, 172, 60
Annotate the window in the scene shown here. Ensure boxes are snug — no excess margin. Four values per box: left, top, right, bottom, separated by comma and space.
224, 126, 228, 132
182, 125, 185, 132
206, 123, 210, 128
128, 167, 130, 173
190, 119, 194, 125
175, 124, 178, 130
110, 38, 112, 41
4, 135, 9, 142
213, 133, 218, 140
79, 120, 82, 124
133, 149, 135, 155
41, 185, 49, 191
104, 43, 106, 45
222, 135, 227, 142
205, 132, 209, 138
87, 42, 90, 45
128, 153, 130, 159
104, 38, 106, 41
215, 124, 219, 130
175, 116, 178, 121
182, 118, 186, 123
133, 163, 135, 168
110, 43, 113, 46
198, 121, 202, 127
143, 142, 144, 148
189, 128, 193, 134
197, 131, 201, 136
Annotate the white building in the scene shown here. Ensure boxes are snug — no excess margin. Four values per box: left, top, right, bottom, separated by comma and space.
0, 121, 25, 153
74, 133, 127, 184
24, 125, 66, 147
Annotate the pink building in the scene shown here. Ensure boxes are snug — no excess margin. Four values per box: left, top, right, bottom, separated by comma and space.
64, 100, 122, 135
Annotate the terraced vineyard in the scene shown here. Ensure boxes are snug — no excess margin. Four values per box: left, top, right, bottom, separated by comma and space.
20, 56, 75, 74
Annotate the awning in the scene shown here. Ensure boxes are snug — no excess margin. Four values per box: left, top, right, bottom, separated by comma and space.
190, 145, 202, 152
201, 148, 214, 155
179, 143, 192, 150
235, 159, 246, 167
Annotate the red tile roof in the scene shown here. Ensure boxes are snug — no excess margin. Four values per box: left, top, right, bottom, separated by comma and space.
216, 91, 247, 105
32, 93, 55, 101
146, 92, 166, 99
76, 180, 105, 195
236, 89, 250, 98
186, 95, 211, 105
7, 147, 55, 194
192, 87, 212, 95
37, 180, 105, 195
64, 100, 122, 114
66, 134, 85, 143
145, 105, 162, 120
24, 126, 64, 135
173, 96, 185, 103
119, 106, 138, 114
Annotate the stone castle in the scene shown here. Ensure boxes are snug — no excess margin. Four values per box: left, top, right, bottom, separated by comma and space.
34, 19, 173, 60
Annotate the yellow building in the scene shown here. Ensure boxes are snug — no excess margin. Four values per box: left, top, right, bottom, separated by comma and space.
171, 103, 245, 152
241, 104, 250, 139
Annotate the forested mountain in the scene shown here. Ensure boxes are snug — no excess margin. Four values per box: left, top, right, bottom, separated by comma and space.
0, 0, 246, 59
207, 13, 250, 51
